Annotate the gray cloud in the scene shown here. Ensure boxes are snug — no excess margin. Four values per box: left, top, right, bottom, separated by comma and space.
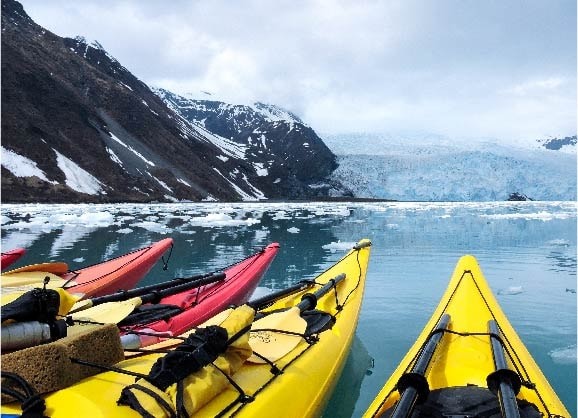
18, 0, 577, 141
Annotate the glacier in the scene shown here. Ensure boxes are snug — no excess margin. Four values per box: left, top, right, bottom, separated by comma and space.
323, 133, 576, 201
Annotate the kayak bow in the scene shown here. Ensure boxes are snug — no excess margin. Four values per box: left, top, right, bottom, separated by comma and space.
364, 255, 570, 418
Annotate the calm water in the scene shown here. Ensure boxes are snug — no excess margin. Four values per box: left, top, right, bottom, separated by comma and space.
2, 201, 576, 417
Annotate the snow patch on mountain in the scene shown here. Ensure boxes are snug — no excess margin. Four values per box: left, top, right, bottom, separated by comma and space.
1, 146, 57, 184
53, 149, 106, 195
109, 132, 155, 166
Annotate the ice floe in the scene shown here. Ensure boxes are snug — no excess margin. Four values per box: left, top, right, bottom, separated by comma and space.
480, 211, 573, 221
287, 227, 300, 234
548, 239, 570, 246
322, 241, 357, 252
548, 345, 577, 364
187, 213, 260, 228
129, 221, 172, 234
497, 286, 524, 295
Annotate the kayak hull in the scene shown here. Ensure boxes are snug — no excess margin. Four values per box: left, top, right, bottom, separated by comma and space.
62, 238, 174, 297
1, 239, 173, 298
1, 247, 26, 270
363, 255, 569, 418
122, 243, 281, 346
1, 239, 371, 418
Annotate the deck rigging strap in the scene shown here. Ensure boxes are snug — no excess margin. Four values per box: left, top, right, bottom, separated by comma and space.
161, 242, 173, 270
1, 372, 48, 418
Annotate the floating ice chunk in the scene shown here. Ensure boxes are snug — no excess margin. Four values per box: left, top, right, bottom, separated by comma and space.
322, 241, 357, 252
49, 211, 114, 227
548, 239, 570, 247
73, 257, 85, 263
548, 345, 577, 364
116, 228, 133, 234
273, 211, 292, 220
498, 286, 524, 295
129, 221, 172, 234
1, 215, 12, 225
313, 206, 351, 217
287, 227, 300, 234
480, 211, 571, 221
2, 216, 53, 231
188, 213, 260, 227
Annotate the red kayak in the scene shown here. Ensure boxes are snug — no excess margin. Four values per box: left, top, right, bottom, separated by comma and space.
119, 242, 280, 348
2, 239, 174, 298
61, 238, 174, 297
1, 248, 26, 270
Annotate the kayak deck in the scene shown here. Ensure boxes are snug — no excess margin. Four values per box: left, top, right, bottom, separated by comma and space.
364, 255, 569, 418
379, 386, 542, 418
1, 239, 371, 418
125, 242, 280, 342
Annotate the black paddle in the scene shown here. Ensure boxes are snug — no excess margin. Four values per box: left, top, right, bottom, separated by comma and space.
71, 272, 226, 313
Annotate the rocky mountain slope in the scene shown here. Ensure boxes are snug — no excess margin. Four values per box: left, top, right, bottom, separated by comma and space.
1, 0, 343, 203
154, 89, 347, 199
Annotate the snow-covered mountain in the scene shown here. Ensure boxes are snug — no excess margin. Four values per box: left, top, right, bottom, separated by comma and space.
1, 0, 345, 203
154, 88, 348, 199
324, 133, 576, 201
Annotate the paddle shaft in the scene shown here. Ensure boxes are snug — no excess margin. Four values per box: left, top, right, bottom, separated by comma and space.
391, 314, 451, 418
137, 273, 227, 305
488, 320, 522, 418
89, 272, 226, 305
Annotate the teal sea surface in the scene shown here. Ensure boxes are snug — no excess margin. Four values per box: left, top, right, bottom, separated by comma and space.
2, 201, 576, 417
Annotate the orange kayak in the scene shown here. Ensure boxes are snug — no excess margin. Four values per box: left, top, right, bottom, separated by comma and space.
2, 239, 173, 298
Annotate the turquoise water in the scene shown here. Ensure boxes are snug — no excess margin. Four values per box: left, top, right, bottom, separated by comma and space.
2, 201, 576, 417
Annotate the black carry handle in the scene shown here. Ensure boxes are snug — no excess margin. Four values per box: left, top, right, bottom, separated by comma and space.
390, 313, 451, 418
487, 320, 522, 418
296, 273, 346, 313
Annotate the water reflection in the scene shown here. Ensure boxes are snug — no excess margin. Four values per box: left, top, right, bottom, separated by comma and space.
1, 202, 576, 416
321, 335, 374, 418
546, 251, 577, 275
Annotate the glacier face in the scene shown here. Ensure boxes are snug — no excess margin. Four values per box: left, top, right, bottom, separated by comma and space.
324, 133, 576, 201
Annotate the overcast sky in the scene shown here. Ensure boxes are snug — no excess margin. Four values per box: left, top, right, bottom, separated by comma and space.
19, 0, 577, 141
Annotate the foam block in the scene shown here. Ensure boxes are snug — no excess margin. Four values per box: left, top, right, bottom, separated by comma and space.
1, 324, 124, 402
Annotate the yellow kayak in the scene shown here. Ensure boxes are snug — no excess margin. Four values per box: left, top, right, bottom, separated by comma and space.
364, 255, 569, 418
2, 239, 371, 418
